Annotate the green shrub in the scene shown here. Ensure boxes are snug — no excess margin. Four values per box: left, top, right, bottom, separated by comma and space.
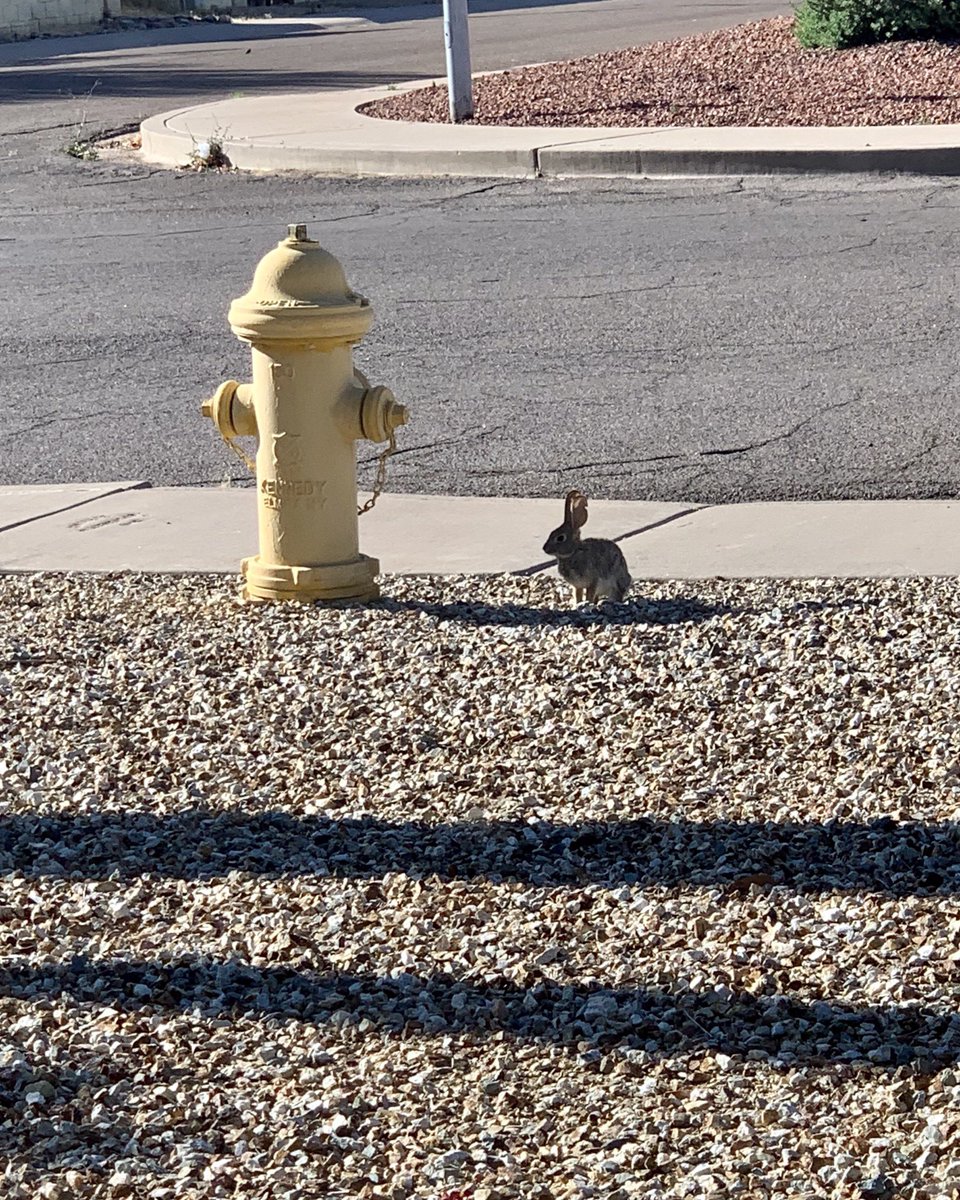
793, 0, 960, 49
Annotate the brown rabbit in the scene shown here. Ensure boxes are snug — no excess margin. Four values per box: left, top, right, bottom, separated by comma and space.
542, 490, 632, 604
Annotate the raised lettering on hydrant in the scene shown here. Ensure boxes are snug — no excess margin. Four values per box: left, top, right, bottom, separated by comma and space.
202, 224, 408, 603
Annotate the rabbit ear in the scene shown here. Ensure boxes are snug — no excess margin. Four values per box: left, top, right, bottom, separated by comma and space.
566, 490, 588, 530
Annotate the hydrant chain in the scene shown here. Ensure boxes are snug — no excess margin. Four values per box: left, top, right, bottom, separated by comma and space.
358, 428, 397, 516
221, 429, 257, 476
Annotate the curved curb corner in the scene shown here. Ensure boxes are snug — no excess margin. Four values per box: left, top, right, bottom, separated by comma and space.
140, 90, 960, 180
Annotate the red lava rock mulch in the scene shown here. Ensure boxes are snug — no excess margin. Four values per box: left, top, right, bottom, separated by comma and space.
362, 16, 960, 127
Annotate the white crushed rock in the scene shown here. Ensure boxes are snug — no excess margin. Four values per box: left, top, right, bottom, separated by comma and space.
1, 571, 960, 1198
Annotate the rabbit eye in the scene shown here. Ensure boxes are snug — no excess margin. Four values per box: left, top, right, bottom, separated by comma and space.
556, 533, 566, 542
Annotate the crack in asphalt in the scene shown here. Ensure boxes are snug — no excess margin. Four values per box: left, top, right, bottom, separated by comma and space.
176, 476, 253, 488
564, 279, 704, 301
837, 436, 956, 492
394, 278, 718, 305
71, 169, 168, 187
698, 391, 867, 459
26, 185, 503, 243
4, 354, 144, 374
426, 392, 871, 487
356, 423, 508, 465
395, 181, 526, 215
775, 236, 890, 263
555, 451, 684, 472
443, 455, 707, 484
5, 407, 141, 440
4, 356, 102, 372
579, 461, 702, 481
4, 120, 86, 136
835, 235, 880, 254
39, 207, 383, 241
895, 435, 949, 473
301, 205, 382, 225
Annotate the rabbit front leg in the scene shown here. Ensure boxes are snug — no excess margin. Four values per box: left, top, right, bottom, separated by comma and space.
573, 586, 585, 606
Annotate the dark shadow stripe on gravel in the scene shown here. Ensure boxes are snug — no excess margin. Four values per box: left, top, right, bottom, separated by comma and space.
3, 955, 958, 1069
3, 812, 959, 895
368, 594, 738, 626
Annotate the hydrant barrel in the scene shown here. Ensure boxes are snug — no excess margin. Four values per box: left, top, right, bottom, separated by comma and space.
206, 225, 407, 603
248, 342, 362, 569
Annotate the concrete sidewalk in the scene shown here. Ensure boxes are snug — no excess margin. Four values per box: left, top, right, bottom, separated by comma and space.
2, 483, 959, 578
139, 86, 960, 178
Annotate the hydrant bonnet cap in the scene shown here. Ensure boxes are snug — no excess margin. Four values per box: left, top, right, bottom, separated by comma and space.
228, 224, 373, 343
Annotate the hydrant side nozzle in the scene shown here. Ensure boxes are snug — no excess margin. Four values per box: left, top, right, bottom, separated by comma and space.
230, 384, 257, 437
201, 380, 237, 425
203, 380, 257, 439
360, 386, 408, 444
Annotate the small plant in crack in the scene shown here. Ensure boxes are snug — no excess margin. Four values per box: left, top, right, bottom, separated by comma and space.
185, 133, 233, 172
63, 81, 102, 161
65, 135, 99, 161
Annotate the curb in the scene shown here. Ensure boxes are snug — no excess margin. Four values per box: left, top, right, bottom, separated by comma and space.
139, 85, 960, 179
537, 141, 960, 179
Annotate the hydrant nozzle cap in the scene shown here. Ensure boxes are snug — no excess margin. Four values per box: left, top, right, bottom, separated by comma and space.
228, 229, 373, 344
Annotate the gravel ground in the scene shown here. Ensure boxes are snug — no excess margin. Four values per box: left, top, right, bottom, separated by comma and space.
364, 17, 960, 128
3, 571, 960, 1199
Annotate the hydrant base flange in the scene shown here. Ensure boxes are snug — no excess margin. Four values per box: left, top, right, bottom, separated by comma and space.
241, 554, 380, 603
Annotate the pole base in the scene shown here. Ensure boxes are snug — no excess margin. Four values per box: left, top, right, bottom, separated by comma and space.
240, 554, 381, 603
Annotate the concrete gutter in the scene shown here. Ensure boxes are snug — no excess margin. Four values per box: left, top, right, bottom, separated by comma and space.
139, 84, 960, 179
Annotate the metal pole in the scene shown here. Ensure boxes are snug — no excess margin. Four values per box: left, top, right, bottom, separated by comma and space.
443, 0, 473, 123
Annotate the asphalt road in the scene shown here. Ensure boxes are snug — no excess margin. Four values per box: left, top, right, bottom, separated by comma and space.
3, 2, 958, 504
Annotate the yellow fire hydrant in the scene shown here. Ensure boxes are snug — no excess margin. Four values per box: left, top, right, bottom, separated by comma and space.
203, 224, 408, 603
